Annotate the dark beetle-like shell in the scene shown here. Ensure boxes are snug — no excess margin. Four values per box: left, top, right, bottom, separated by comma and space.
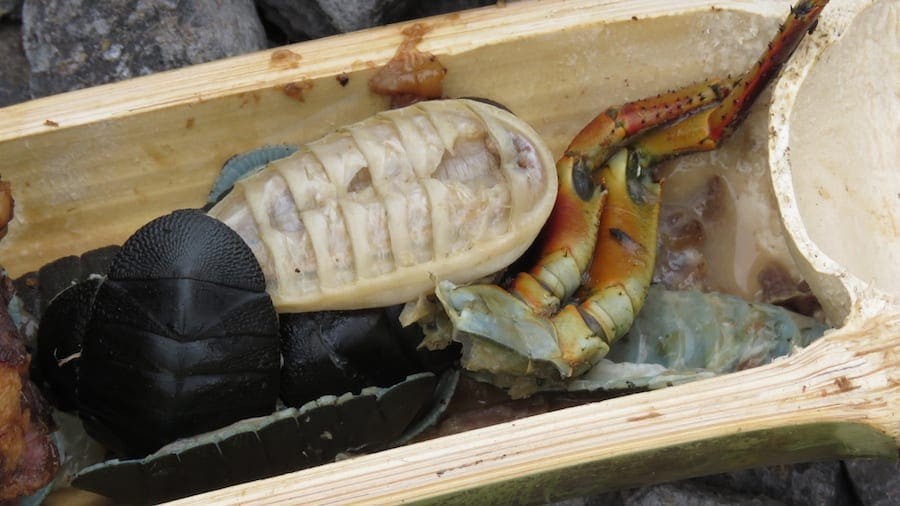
78, 210, 280, 457
14, 245, 120, 321
34, 277, 102, 412
72, 372, 449, 504
280, 304, 458, 407
18, 246, 119, 411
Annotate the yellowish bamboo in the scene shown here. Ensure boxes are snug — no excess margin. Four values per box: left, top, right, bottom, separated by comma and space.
2, 0, 896, 504
171, 311, 900, 505
0, 0, 794, 276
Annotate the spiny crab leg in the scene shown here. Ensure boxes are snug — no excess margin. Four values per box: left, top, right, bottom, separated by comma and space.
435, 0, 830, 384
507, 82, 731, 372
576, 0, 831, 351
515, 79, 730, 314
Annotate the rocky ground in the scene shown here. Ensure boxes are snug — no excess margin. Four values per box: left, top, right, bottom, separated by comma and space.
0, 0, 495, 103
0, 0, 898, 504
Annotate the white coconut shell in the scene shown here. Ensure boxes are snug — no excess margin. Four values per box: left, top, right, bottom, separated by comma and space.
769, 0, 900, 326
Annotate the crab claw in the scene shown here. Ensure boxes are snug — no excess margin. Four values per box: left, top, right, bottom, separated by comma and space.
430, 0, 832, 390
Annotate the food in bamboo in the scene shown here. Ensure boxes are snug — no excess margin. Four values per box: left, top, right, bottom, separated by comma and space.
0, 182, 58, 501
20, 0, 835, 502
426, 0, 831, 385
207, 99, 558, 313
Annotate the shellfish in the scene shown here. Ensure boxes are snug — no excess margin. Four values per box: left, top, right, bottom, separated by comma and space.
427, 0, 831, 384
206, 98, 558, 312
31, 210, 459, 459
69, 372, 457, 504
77, 210, 282, 457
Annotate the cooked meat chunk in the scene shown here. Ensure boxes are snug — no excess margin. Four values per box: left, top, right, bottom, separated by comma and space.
0, 186, 59, 501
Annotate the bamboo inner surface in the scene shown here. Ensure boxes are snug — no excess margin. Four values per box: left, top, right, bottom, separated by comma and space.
171, 312, 900, 505
0, 0, 794, 276
7, 0, 897, 504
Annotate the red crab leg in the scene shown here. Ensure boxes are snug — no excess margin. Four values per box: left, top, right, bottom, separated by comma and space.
436, 0, 829, 381
510, 80, 730, 314
574, 0, 831, 352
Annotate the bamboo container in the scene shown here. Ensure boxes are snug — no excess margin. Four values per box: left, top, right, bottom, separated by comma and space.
1, 0, 896, 503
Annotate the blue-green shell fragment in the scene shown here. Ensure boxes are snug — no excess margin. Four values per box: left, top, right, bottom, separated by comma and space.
207, 145, 298, 205
462, 287, 829, 396
393, 368, 460, 446
565, 286, 829, 391
72, 372, 444, 504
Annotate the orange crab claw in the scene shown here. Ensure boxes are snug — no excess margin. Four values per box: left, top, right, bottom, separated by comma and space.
435, 0, 831, 387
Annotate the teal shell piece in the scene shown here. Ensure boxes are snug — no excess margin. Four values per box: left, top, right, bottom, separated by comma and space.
71, 370, 457, 504
207, 145, 298, 205
566, 286, 829, 391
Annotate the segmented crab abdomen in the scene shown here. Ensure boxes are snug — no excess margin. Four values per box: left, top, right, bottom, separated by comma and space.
209, 99, 557, 312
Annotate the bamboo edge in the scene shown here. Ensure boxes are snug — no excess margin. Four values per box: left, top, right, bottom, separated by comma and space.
171, 311, 900, 504
3, 0, 893, 502
0, 0, 790, 141
0, 0, 797, 278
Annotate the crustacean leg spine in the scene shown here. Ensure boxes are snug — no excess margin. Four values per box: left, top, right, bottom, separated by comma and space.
437, 0, 831, 380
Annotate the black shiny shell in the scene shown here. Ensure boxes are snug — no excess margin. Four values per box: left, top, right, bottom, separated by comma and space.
72, 373, 442, 504
15, 245, 120, 320
78, 210, 280, 457
33, 277, 103, 412
280, 305, 458, 407
21, 245, 119, 411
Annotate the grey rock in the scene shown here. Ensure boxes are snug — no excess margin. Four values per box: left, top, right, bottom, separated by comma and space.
257, 0, 415, 42
582, 491, 626, 506
408, 0, 496, 18
22, 0, 267, 98
844, 458, 900, 505
0, 19, 30, 107
558, 461, 862, 505
254, 0, 499, 44
548, 498, 590, 506
694, 462, 855, 506
315, 0, 412, 33
788, 462, 856, 506
615, 482, 783, 506
0, 0, 22, 19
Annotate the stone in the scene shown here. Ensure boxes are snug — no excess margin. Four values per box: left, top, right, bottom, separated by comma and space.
612, 482, 782, 506
21, 0, 267, 98
557, 461, 866, 505
254, 0, 502, 45
844, 459, 900, 505
0, 19, 30, 107
0, 0, 22, 19
548, 498, 591, 506
256, 0, 415, 42
408, 0, 496, 18
694, 462, 856, 506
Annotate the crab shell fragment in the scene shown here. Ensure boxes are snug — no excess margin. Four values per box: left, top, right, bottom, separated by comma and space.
208, 99, 558, 312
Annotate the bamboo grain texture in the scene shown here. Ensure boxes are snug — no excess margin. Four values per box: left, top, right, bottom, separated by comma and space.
172, 312, 900, 504
1, 0, 896, 503
0, 0, 795, 277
